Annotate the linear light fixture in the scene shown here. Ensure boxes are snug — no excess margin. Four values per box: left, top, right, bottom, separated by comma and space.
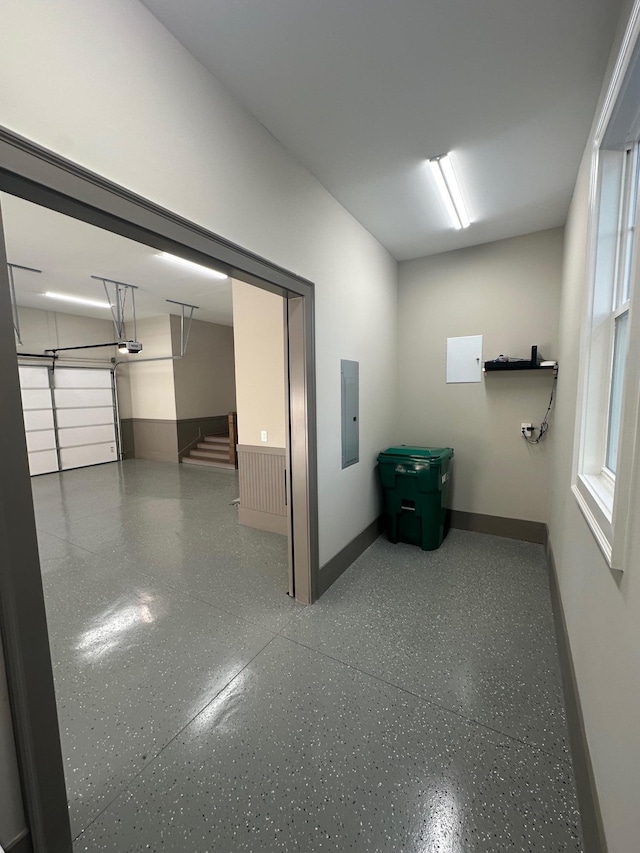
45, 291, 112, 309
157, 251, 228, 279
428, 154, 471, 230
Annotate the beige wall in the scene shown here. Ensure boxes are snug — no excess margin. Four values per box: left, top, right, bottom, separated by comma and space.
232, 280, 286, 448
171, 316, 236, 420
548, 3, 640, 849
121, 315, 176, 420
398, 228, 563, 523
16, 305, 116, 364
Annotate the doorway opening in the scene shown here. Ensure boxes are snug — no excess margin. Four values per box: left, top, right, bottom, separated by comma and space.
0, 129, 318, 851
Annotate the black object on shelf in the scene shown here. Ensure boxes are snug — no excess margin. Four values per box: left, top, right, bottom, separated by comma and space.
484, 345, 557, 372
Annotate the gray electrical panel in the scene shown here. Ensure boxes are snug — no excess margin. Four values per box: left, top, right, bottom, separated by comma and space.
341, 359, 359, 468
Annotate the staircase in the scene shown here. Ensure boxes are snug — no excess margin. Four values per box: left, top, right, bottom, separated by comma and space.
181, 434, 236, 470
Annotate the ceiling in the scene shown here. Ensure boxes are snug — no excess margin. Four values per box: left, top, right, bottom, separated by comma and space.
140, 0, 622, 260
1, 192, 234, 325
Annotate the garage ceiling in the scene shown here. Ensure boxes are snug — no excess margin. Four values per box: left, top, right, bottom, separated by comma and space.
140, 0, 623, 260
1, 192, 234, 325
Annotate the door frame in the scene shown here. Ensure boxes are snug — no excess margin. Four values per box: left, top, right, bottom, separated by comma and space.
0, 126, 319, 852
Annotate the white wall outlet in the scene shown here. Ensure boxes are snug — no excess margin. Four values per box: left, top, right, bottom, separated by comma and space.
521, 422, 533, 436
261, 430, 268, 442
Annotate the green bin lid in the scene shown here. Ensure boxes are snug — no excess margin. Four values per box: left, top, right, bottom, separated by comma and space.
377, 445, 453, 463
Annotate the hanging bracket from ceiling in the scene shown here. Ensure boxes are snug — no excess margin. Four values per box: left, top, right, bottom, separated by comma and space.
166, 299, 199, 357
91, 276, 139, 342
7, 263, 42, 345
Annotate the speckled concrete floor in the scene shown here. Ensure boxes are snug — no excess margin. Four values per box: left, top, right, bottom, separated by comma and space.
33, 459, 583, 852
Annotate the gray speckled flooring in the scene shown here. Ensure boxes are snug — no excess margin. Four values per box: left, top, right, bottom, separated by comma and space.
33, 459, 583, 852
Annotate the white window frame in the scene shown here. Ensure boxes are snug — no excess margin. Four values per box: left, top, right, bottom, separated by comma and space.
573, 2, 640, 572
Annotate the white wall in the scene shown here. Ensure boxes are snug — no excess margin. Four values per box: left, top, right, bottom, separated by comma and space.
232, 280, 286, 448
171, 316, 236, 421
0, 1, 398, 840
398, 229, 563, 522
548, 2, 640, 851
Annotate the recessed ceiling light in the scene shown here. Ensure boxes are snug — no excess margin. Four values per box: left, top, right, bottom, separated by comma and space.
45, 291, 112, 308
427, 153, 471, 230
157, 251, 228, 279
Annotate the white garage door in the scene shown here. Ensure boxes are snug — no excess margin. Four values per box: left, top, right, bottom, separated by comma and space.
19, 365, 118, 475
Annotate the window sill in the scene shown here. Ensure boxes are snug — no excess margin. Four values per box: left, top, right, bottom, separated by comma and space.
572, 474, 614, 566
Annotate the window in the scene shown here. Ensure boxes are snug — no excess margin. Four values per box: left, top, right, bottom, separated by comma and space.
574, 15, 640, 571
605, 145, 636, 476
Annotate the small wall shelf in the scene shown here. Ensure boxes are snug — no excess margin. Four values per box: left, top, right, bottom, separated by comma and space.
483, 346, 558, 373
484, 361, 558, 372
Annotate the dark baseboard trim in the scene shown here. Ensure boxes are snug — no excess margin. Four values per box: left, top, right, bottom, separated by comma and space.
318, 517, 383, 597
6, 830, 34, 853
546, 534, 607, 853
450, 509, 546, 544
121, 417, 175, 424
176, 415, 228, 428
119, 417, 135, 460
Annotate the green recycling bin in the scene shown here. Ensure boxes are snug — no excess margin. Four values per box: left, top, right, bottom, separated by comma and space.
377, 446, 454, 551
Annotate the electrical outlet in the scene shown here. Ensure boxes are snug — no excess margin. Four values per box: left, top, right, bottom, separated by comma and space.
261, 430, 268, 442
521, 422, 533, 437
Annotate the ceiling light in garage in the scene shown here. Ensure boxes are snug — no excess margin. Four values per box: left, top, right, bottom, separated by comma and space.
45, 291, 112, 308
427, 154, 471, 230
157, 251, 228, 279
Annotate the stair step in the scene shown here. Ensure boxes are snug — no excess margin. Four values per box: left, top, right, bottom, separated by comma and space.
182, 456, 236, 471
196, 442, 230, 452
190, 449, 230, 461
203, 435, 230, 445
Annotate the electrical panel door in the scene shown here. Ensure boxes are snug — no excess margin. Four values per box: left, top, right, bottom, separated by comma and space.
341, 359, 359, 468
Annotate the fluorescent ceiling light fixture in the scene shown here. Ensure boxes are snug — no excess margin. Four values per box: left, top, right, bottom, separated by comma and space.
428, 154, 471, 230
157, 251, 227, 279
45, 291, 112, 309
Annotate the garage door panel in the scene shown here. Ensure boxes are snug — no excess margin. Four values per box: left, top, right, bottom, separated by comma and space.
25, 430, 57, 453
54, 388, 113, 409
53, 369, 112, 389
58, 424, 116, 448
19, 366, 50, 389
23, 409, 55, 431
21, 388, 54, 410
60, 443, 117, 469
56, 407, 114, 428
27, 450, 59, 476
